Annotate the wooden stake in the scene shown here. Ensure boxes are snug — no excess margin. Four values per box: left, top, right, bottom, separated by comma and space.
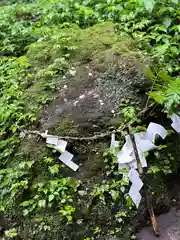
144, 186, 159, 237
126, 125, 143, 175
126, 125, 160, 237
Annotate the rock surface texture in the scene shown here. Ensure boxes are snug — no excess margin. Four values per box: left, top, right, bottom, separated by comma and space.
137, 208, 180, 240
36, 23, 151, 135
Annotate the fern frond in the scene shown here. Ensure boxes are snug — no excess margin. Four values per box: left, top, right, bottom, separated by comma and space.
149, 77, 180, 113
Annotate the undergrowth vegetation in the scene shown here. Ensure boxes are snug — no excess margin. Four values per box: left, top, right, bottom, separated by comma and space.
0, 0, 180, 239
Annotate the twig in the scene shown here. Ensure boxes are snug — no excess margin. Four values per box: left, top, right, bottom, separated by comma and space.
143, 103, 157, 120
137, 102, 155, 119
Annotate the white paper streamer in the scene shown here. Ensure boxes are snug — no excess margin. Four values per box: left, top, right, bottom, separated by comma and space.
171, 123, 180, 133
129, 187, 142, 208
128, 169, 143, 208
128, 168, 143, 192
118, 163, 129, 170
125, 135, 156, 154
41, 131, 79, 171
116, 151, 133, 164
138, 139, 157, 153
59, 151, 79, 171
117, 122, 167, 168
146, 122, 167, 143
129, 153, 147, 169
113, 122, 168, 208
110, 133, 119, 148
121, 141, 133, 155
170, 113, 180, 133
55, 139, 67, 153
171, 113, 180, 123
46, 136, 58, 146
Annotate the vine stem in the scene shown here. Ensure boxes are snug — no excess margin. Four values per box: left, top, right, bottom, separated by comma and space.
20, 129, 121, 141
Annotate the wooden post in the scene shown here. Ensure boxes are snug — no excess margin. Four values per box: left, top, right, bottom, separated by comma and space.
126, 125, 160, 237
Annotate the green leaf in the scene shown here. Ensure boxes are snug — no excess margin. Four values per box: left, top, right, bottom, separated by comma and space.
5, 228, 18, 238
48, 164, 59, 175
38, 199, 46, 208
155, 44, 169, 55
142, 0, 156, 12
171, 0, 178, 3
157, 71, 173, 83
23, 209, 29, 216
61, 198, 66, 203
20, 200, 34, 207
68, 178, 79, 189
148, 91, 166, 104
43, 157, 53, 164
48, 194, 54, 202
163, 17, 172, 28
67, 215, 72, 221
120, 186, 125, 193
110, 190, 119, 201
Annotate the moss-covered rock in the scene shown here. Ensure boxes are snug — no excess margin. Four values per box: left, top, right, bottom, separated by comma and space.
27, 22, 122, 64
26, 22, 150, 98
5, 22, 153, 240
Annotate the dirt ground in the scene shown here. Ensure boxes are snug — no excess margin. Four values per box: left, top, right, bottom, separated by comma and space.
137, 208, 180, 240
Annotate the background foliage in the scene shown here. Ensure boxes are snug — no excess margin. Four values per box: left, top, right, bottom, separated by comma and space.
0, 0, 180, 239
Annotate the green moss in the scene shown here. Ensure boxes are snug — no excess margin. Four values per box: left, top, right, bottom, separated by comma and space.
14, 138, 49, 179
146, 173, 170, 214
53, 118, 79, 136
24, 22, 136, 111
19, 137, 47, 161
27, 22, 133, 67
78, 142, 108, 180
72, 22, 118, 62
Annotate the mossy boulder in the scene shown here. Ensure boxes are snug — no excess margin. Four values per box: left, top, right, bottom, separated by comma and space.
3, 21, 176, 240
10, 22, 153, 240
35, 23, 151, 133
33, 22, 152, 190
26, 22, 151, 106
